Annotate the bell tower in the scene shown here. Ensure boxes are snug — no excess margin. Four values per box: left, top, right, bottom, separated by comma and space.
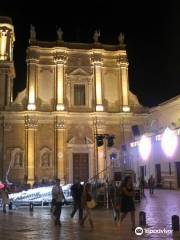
0, 16, 15, 109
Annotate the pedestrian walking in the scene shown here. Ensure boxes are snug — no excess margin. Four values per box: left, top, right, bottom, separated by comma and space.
118, 176, 135, 231
70, 178, 84, 222
113, 181, 122, 223
139, 177, 145, 197
148, 175, 155, 194
0, 185, 9, 213
52, 178, 66, 226
80, 183, 95, 230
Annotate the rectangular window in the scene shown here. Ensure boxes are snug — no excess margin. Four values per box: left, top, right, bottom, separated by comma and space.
74, 84, 85, 105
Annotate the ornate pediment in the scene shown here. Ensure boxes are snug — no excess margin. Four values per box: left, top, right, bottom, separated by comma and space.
67, 67, 91, 76
67, 136, 93, 144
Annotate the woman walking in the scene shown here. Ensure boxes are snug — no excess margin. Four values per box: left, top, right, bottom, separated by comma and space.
80, 183, 95, 230
118, 176, 135, 231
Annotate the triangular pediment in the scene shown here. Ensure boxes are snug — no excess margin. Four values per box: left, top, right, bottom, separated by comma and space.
67, 136, 93, 144
68, 67, 91, 76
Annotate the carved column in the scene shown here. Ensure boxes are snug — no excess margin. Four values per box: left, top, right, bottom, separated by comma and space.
54, 53, 67, 111
55, 117, 66, 182
25, 115, 38, 185
92, 53, 103, 111
94, 118, 106, 179
27, 50, 39, 111
117, 54, 130, 112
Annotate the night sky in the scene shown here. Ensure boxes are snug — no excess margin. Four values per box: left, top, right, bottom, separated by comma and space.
0, 1, 180, 107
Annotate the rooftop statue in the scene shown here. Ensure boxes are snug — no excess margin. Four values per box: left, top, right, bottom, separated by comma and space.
57, 27, 63, 41
93, 30, 100, 43
30, 24, 36, 40
118, 32, 125, 45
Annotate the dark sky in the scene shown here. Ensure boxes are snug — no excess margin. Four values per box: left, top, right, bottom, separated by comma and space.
1, 0, 180, 107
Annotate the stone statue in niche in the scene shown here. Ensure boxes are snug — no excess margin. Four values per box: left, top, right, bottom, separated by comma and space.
93, 30, 100, 43
41, 151, 50, 167
14, 152, 23, 167
30, 24, 36, 40
57, 27, 63, 41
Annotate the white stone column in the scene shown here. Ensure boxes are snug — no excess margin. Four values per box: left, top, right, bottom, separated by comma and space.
95, 119, 106, 180
25, 116, 38, 186
55, 118, 66, 183
92, 54, 103, 111
27, 58, 38, 111
117, 54, 130, 112
54, 54, 66, 111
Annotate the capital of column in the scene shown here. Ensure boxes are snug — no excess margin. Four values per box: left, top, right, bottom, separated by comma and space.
25, 116, 38, 130
26, 50, 39, 64
27, 103, 36, 111
122, 105, 130, 112
93, 118, 106, 132
117, 55, 129, 67
55, 119, 66, 130
91, 54, 103, 66
54, 53, 67, 64
56, 103, 65, 111
96, 104, 104, 112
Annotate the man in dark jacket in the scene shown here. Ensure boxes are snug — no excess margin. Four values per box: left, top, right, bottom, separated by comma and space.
70, 178, 84, 222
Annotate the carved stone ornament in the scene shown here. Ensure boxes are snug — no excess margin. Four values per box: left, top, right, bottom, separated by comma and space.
91, 54, 103, 65
117, 55, 128, 66
93, 118, 106, 130
4, 122, 12, 131
54, 53, 67, 64
55, 119, 65, 129
25, 116, 38, 129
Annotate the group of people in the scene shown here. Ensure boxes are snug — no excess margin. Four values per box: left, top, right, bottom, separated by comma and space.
51, 178, 95, 230
51, 175, 156, 231
139, 175, 155, 196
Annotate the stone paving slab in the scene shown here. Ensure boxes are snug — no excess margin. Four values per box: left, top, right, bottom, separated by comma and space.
0, 189, 180, 240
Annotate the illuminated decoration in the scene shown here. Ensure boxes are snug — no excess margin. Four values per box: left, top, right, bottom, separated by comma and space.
117, 54, 130, 113
56, 103, 65, 111
161, 127, 178, 157
139, 135, 151, 160
0, 30, 7, 60
0, 21, 15, 61
56, 61, 64, 109
27, 103, 36, 111
96, 104, 104, 111
9, 184, 72, 203
92, 54, 103, 111
122, 106, 130, 112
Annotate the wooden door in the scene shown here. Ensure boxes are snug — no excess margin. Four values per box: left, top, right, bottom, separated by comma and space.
73, 153, 89, 183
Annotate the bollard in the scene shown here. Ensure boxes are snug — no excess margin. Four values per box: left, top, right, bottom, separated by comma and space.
9, 201, 13, 210
172, 215, 179, 231
29, 202, 34, 212
139, 211, 146, 226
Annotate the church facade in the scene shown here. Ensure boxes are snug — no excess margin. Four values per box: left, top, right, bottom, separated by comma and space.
0, 17, 179, 188
0, 17, 149, 185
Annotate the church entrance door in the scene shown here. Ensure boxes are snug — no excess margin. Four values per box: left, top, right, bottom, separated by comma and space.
73, 153, 89, 183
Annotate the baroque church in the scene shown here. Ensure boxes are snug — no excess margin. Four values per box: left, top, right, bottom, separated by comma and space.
0, 17, 179, 188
